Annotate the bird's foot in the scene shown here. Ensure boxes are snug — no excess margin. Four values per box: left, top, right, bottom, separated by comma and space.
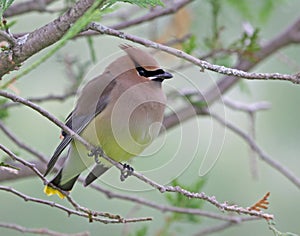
120, 163, 134, 181
88, 147, 104, 164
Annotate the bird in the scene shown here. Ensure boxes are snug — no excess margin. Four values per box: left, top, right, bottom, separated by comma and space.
43, 45, 172, 198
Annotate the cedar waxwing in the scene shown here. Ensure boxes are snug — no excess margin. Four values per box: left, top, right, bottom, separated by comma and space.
44, 45, 172, 198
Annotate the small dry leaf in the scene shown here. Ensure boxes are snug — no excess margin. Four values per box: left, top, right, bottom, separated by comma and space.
249, 192, 270, 212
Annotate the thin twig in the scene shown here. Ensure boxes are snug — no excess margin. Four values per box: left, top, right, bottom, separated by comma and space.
0, 90, 273, 220
0, 160, 46, 182
65, 194, 129, 221
0, 222, 89, 236
0, 121, 48, 162
1, 91, 76, 109
0, 143, 45, 181
0, 30, 17, 46
222, 97, 271, 113
0, 141, 152, 223
0, 185, 151, 224
90, 155, 274, 219
248, 110, 258, 179
88, 22, 300, 84
163, 17, 300, 130
102, 5, 140, 21
222, 97, 271, 179
88, 182, 250, 222
3, 0, 57, 17
207, 110, 300, 189
0, 0, 101, 78
0, 90, 92, 151
111, 0, 195, 30
79, 0, 194, 38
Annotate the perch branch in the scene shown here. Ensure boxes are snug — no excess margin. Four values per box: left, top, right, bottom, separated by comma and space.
0, 140, 152, 224
162, 16, 300, 129
0, 141, 151, 224
0, 91, 273, 220
89, 182, 253, 222
88, 22, 300, 84
0, 185, 151, 224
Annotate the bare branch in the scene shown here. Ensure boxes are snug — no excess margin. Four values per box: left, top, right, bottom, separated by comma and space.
222, 98, 271, 179
248, 111, 258, 179
89, 182, 249, 222
103, 5, 140, 21
0, 156, 265, 224
77, 0, 194, 39
203, 16, 300, 104
0, 121, 48, 162
0, 90, 92, 151
156, 185, 273, 220
0, 30, 17, 46
0, 222, 89, 236
208, 110, 300, 189
0, 0, 103, 78
0, 91, 273, 222
89, 151, 274, 220
0, 141, 152, 224
3, 0, 58, 17
0, 143, 45, 181
0, 91, 273, 220
0, 185, 151, 224
0, 160, 46, 182
1, 91, 76, 109
88, 22, 300, 84
0, 140, 265, 225
111, 0, 194, 30
161, 16, 300, 131
1, 2, 298, 234
222, 97, 271, 113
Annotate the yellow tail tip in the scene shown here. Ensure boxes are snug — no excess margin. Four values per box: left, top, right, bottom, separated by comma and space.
44, 185, 66, 199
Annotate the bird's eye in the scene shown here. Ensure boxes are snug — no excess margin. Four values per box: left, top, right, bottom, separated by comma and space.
136, 67, 172, 81
136, 67, 146, 77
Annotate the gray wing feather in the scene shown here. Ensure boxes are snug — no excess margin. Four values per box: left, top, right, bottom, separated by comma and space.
44, 78, 116, 176
84, 164, 110, 186
44, 116, 92, 176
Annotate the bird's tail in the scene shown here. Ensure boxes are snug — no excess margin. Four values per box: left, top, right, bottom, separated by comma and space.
44, 170, 79, 199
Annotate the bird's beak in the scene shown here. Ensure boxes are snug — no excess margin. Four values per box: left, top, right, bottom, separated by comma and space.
156, 71, 173, 80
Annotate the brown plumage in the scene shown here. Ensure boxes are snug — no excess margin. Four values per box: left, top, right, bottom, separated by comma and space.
44, 45, 172, 198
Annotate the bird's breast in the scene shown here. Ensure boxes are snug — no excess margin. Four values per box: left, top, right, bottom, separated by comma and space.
96, 87, 165, 160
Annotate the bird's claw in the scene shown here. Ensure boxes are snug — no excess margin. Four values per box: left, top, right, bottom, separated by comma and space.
120, 163, 134, 181
88, 147, 104, 164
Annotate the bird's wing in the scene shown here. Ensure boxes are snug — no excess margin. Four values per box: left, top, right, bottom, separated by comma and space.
84, 163, 110, 187
44, 77, 116, 176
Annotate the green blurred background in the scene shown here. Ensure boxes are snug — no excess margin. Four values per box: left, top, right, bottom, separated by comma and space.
1, 0, 300, 235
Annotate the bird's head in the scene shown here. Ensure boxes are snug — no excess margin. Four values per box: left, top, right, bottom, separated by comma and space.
107, 44, 173, 83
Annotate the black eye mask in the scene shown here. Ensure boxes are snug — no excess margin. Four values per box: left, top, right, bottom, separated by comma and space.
135, 67, 173, 83
136, 66, 165, 78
